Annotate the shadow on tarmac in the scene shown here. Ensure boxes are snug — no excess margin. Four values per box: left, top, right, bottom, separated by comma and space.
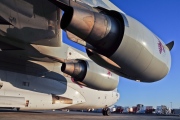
0, 109, 42, 113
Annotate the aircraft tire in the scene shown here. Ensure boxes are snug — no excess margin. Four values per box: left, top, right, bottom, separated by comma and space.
106, 109, 111, 116
102, 109, 106, 116
102, 109, 111, 116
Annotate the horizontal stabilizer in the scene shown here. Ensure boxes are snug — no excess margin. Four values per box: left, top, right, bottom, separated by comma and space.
166, 41, 174, 51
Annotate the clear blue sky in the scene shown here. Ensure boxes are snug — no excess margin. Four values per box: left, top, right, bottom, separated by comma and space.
63, 0, 180, 109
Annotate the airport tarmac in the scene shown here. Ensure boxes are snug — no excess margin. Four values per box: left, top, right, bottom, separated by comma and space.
0, 110, 179, 120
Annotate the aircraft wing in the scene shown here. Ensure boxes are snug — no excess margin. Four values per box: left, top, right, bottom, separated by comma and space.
0, 1, 119, 69
0, 0, 91, 81
0, 0, 173, 84
49, 0, 173, 83
77, 0, 125, 14
0, 0, 124, 53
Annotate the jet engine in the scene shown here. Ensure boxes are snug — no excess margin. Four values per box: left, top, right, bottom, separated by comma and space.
61, 7, 123, 57
60, 7, 172, 82
61, 60, 119, 91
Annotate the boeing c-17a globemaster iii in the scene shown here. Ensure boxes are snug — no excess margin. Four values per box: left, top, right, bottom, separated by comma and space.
0, 0, 174, 116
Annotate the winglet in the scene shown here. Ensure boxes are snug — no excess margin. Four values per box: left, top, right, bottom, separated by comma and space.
166, 41, 174, 51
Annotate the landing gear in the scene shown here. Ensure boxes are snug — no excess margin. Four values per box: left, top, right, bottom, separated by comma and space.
102, 107, 111, 116
16, 108, 20, 111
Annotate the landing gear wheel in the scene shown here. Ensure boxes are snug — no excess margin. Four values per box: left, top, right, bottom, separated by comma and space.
102, 109, 106, 116
106, 109, 111, 116
102, 108, 111, 116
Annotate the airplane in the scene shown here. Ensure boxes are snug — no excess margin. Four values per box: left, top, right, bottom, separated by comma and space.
0, 0, 174, 116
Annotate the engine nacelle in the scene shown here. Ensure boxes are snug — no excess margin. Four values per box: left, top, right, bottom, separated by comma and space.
61, 60, 119, 91
61, 7, 172, 82
61, 7, 124, 57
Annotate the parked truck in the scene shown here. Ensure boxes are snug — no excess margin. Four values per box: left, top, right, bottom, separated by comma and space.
155, 105, 170, 115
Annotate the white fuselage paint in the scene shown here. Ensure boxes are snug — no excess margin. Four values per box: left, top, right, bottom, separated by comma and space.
0, 70, 119, 110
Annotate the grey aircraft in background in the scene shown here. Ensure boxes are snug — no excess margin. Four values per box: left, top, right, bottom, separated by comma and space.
0, 0, 174, 116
